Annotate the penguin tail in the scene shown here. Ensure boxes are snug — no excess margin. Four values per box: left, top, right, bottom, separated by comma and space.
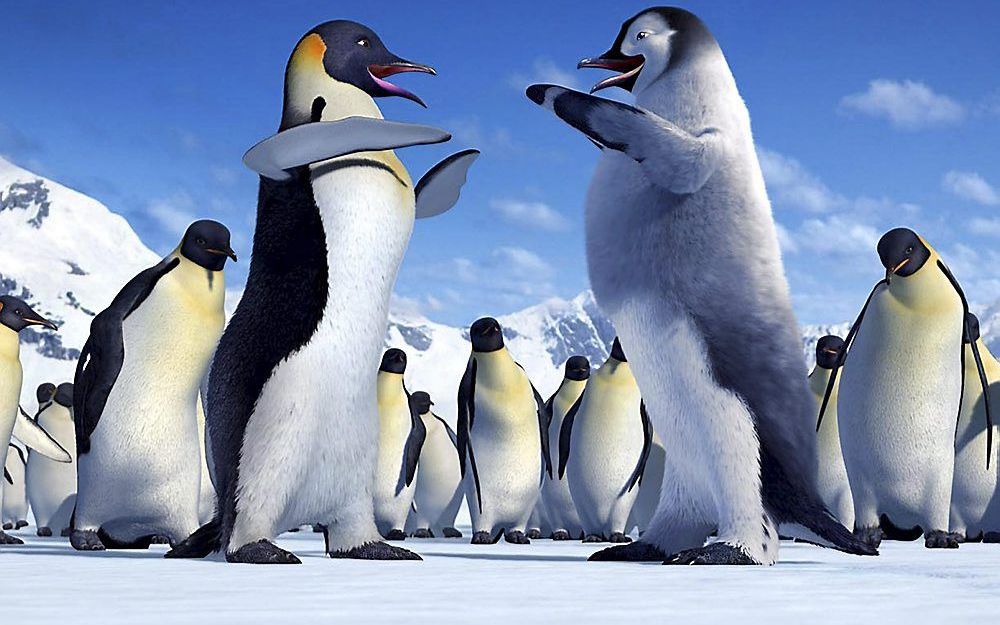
786, 508, 878, 556
164, 518, 221, 559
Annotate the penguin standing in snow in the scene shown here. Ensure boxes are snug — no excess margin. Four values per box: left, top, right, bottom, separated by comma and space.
373, 348, 425, 540
948, 313, 1000, 542
540, 356, 590, 540
807, 336, 854, 530
560, 338, 651, 543
2, 442, 28, 531
168, 20, 477, 564
0, 295, 69, 545
70, 220, 235, 551
827, 228, 990, 549
406, 391, 464, 538
27, 382, 78, 537
458, 317, 551, 545
527, 7, 874, 563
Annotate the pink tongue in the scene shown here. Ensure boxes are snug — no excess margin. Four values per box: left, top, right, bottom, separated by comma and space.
368, 72, 425, 107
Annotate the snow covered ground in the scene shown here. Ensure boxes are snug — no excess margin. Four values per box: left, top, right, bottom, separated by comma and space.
2, 526, 999, 624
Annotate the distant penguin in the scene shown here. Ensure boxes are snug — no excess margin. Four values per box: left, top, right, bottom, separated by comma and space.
526, 7, 874, 563
807, 336, 854, 530
949, 313, 1000, 542
559, 338, 651, 543
406, 391, 464, 538
1, 295, 69, 545
829, 228, 990, 549
2, 442, 28, 531
70, 220, 235, 551
168, 20, 477, 564
458, 317, 551, 545
374, 348, 425, 540
626, 432, 665, 535
540, 356, 590, 540
27, 382, 77, 537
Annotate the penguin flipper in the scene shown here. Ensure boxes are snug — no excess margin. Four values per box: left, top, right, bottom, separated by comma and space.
557, 393, 584, 479
623, 401, 654, 494
415, 149, 480, 219
243, 117, 453, 181
457, 356, 483, 513
434, 415, 460, 450
165, 517, 222, 559
8, 443, 27, 465
3, 467, 11, 485
74, 257, 179, 455
525, 84, 723, 194
531, 383, 553, 479
13, 406, 70, 463
398, 393, 428, 494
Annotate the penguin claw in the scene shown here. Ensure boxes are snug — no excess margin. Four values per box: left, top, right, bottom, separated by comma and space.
854, 525, 885, 549
384, 529, 407, 541
412, 528, 434, 539
526, 529, 542, 539
2, 523, 11, 531
70, 529, 106, 551
60, 527, 72, 537
551, 530, 571, 541
663, 542, 759, 565
588, 540, 668, 562
37, 526, 52, 537
0, 530, 24, 545
504, 530, 530, 545
608, 532, 632, 544
150, 535, 171, 545
924, 530, 961, 549
328, 541, 421, 560
226, 539, 301, 564
442, 527, 463, 538
583, 534, 606, 543
471, 531, 498, 545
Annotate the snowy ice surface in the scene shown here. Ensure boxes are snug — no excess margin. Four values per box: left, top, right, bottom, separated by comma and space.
1, 526, 998, 624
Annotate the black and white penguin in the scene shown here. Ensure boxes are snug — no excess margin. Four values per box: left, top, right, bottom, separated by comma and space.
807, 336, 854, 530
168, 20, 477, 564
406, 391, 464, 538
458, 317, 552, 545
27, 382, 77, 537
70, 220, 235, 551
2, 442, 28, 532
526, 7, 875, 563
539, 356, 589, 540
559, 338, 651, 543
374, 348, 425, 540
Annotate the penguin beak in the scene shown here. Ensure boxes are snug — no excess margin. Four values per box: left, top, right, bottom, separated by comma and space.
368, 59, 436, 108
26, 317, 58, 331
207, 247, 238, 262
891, 258, 910, 275
822, 348, 839, 355
578, 51, 644, 93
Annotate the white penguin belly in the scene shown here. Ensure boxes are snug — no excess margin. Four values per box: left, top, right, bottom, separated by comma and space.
410, 417, 462, 531
809, 372, 854, 530
26, 406, 77, 530
0, 353, 23, 486
2, 446, 27, 525
542, 384, 585, 534
373, 400, 416, 532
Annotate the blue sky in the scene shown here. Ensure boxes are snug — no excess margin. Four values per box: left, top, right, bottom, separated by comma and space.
2, 1, 999, 326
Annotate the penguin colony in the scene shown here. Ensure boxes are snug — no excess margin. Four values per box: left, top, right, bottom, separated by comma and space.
1, 8, 998, 570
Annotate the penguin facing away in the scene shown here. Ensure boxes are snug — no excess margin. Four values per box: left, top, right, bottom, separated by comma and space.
373, 348, 425, 540
526, 7, 875, 564
405, 391, 464, 538
458, 317, 552, 545
807, 336, 854, 531
540, 356, 589, 540
70, 220, 235, 551
949, 313, 1000, 541
27, 382, 78, 537
559, 338, 651, 543
168, 20, 478, 564
2, 442, 28, 532
829, 228, 990, 549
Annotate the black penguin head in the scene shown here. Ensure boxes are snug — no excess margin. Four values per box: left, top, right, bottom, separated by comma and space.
814, 335, 845, 370
410, 391, 433, 415
0, 296, 57, 333
564, 356, 591, 381
470, 317, 505, 353
36, 382, 56, 405
578, 7, 717, 95
179, 220, 237, 271
964, 312, 981, 344
379, 348, 407, 374
609, 337, 628, 362
282, 20, 435, 128
55, 382, 74, 408
877, 228, 930, 279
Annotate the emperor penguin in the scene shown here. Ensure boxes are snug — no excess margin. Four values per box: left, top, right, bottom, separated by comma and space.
559, 338, 651, 543
405, 391, 464, 538
70, 220, 235, 551
0, 295, 69, 545
27, 382, 78, 537
807, 336, 854, 530
2, 442, 28, 531
458, 317, 552, 545
828, 228, 989, 549
374, 348, 425, 540
526, 7, 875, 564
540, 356, 590, 540
949, 313, 1000, 542
168, 20, 478, 564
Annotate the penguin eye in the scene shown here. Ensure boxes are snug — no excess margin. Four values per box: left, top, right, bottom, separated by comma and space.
356, 38, 370, 47
636, 31, 651, 41
196, 238, 207, 246
905, 246, 914, 254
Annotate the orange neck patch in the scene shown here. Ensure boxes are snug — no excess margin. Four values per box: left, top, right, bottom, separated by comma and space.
290, 33, 327, 72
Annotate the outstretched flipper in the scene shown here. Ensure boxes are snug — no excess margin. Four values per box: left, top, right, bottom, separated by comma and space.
397, 392, 428, 495
457, 356, 483, 513
557, 393, 585, 479
414, 149, 480, 219
243, 117, 452, 181
525, 84, 723, 194
13, 407, 70, 462
622, 402, 654, 494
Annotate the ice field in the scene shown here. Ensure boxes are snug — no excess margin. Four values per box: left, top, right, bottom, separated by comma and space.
2, 525, 999, 624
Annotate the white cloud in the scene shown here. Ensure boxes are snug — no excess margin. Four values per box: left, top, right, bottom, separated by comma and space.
774, 222, 799, 254
508, 57, 582, 91
147, 192, 196, 236
491, 246, 554, 279
758, 148, 841, 213
943, 170, 1000, 206
490, 198, 570, 232
840, 79, 965, 129
795, 215, 881, 255
968, 218, 1000, 237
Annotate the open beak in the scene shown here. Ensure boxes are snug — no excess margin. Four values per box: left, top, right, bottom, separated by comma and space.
578, 53, 645, 93
27, 317, 58, 331
207, 247, 238, 262
891, 258, 910, 275
368, 60, 436, 108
